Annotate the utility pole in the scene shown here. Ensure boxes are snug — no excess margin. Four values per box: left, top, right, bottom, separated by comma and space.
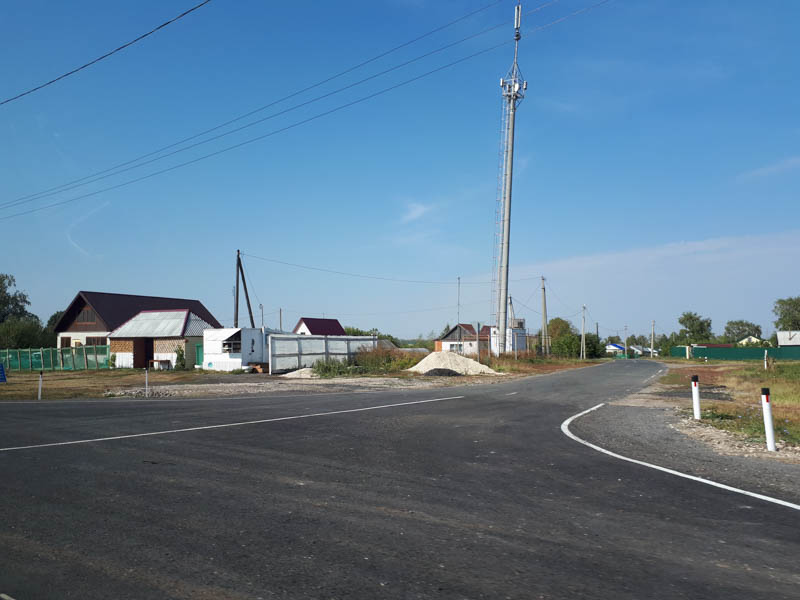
651, 320, 656, 358
581, 304, 586, 360
457, 277, 461, 354
234, 250, 241, 327
279, 308, 283, 331
624, 325, 628, 358
495, 1, 527, 356
540, 276, 549, 355
596, 322, 599, 340
259, 304, 264, 328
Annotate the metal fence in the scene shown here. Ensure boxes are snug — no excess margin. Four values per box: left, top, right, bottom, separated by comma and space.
670, 345, 800, 361
0, 346, 111, 371
268, 335, 376, 374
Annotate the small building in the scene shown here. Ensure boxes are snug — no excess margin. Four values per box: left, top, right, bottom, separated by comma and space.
202, 327, 278, 372
435, 324, 479, 354
293, 317, 346, 336
737, 335, 763, 346
488, 320, 527, 356
777, 331, 800, 347
109, 309, 216, 368
606, 343, 625, 355
53, 291, 220, 349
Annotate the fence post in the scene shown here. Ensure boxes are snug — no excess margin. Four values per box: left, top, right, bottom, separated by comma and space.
761, 387, 776, 452
691, 375, 701, 420
37, 371, 43, 401
324, 336, 329, 363
764, 349, 768, 371
145, 368, 149, 398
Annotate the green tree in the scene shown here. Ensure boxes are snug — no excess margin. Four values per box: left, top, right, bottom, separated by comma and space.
723, 320, 762, 342
678, 312, 713, 343
585, 333, 604, 359
773, 297, 800, 331
606, 335, 621, 345
551, 332, 580, 358
0, 274, 32, 323
547, 317, 575, 341
0, 316, 46, 348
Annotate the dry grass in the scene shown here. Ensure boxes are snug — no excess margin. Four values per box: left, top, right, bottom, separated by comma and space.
659, 362, 800, 445
0, 369, 215, 400
482, 353, 608, 375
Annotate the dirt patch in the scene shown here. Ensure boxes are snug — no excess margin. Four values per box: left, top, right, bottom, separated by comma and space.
616, 363, 800, 461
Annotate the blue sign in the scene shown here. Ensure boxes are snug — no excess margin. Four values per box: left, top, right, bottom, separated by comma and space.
0, 363, 6, 383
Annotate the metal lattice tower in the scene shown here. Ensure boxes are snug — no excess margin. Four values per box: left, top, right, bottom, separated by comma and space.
494, 2, 527, 355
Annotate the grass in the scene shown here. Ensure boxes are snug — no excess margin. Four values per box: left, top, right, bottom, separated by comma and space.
312, 348, 424, 378
484, 353, 606, 374
660, 361, 800, 446
0, 368, 222, 400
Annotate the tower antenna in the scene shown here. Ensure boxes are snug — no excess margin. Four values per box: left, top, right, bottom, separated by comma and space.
495, 1, 527, 355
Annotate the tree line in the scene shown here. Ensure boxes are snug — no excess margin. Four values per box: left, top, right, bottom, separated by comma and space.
0, 274, 63, 349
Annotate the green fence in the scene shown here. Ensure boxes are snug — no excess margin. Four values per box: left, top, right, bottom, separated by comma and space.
671, 345, 800, 361
0, 346, 111, 371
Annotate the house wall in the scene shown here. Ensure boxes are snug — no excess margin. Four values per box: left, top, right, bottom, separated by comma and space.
441, 340, 479, 354
295, 322, 312, 335
57, 332, 110, 348
115, 352, 134, 368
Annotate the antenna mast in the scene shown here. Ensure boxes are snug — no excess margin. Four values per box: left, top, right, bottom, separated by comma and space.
495, 2, 527, 355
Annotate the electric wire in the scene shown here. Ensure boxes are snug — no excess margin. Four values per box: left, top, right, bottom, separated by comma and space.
0, 1, 213, 107
0, 0, 526, 210
241, 251, 542, 286
0, 0, 613, 221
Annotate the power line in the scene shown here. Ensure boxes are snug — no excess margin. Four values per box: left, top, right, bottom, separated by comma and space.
0, 0, 613, 221
241, 251, 542, 286
1, 0, 561, 212
0, 1, 213, 107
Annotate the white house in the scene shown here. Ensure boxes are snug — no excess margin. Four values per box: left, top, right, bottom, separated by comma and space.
292, 317, 346, 336
737, 335, 763, 346
436, 324, 480, 354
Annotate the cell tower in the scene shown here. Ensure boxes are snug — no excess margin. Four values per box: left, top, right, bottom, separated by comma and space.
494, 2, 527, 355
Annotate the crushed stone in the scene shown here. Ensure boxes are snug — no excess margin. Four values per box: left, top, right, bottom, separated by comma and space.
281, 368, 318, 379
406, 352, 498, 376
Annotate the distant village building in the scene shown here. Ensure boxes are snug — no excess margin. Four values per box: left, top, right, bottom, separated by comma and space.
435, 324, 479, 354
53, 291, 220, 349
737, 335, 763, 346
293, 317, 346, 336
109, 309, 217, 369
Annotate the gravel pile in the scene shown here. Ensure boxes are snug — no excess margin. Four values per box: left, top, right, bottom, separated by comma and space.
281, 368, 317, 379
406, 352, 497, 376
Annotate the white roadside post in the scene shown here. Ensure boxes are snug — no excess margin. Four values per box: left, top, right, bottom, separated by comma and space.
764, 349, 768, 371
761, 387, 776, 452
145, 368, 149, 398
37, 370, 43, 401
691, 375, 701, 420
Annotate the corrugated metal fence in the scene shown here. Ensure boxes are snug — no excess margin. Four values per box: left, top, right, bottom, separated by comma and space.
268, 335, 376, 374
0, 346, 111, 371
670, 346, 800, 360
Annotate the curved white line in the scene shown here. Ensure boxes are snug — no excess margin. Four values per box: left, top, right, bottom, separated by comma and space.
561, 403, 800, 512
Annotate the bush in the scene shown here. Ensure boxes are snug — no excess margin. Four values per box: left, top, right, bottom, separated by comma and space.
175, 346, 186, 370
109, 353, 117, 368
312, 358, 354, 378
354, 348, 422, 373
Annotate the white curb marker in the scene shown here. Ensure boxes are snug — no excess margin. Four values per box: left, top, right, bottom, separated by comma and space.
561, 403, 800, 512
761, 388, 776, 452
691, 375, 701, 420
0, 396, 465, 453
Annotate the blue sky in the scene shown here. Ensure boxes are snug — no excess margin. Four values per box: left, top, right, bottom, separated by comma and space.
2, 0, 798, 339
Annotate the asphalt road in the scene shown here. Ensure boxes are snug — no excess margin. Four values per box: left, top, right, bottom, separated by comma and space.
1, 361, 798, 599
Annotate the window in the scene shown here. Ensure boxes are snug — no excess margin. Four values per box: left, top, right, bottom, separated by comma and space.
61, 337, 71, 348
76, 308, 97, 323
86, 337, 106, 346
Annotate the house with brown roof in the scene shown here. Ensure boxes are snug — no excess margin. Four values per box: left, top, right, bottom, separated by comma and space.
435, 324, 486, 355
53, 291, 221, 350
292, 317, 346, 336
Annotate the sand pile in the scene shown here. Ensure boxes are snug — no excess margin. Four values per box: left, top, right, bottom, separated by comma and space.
281, 368, 318, 379
406, 352, 497, 376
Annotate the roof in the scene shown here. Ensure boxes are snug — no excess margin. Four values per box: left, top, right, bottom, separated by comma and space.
109, 310, 214, 338
55, 291, 221, 332
292, 317, 346, 336
438, 323, 477, 340
607, 343, 625, 350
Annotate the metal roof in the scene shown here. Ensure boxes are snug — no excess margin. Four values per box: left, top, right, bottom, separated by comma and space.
109, 310, 214, 338
777, 331, 800, 346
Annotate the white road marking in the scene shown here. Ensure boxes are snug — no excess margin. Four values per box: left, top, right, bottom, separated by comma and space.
0, 395, 465, 453
561, 403, 800, 512
505, 391, 518, 396
1, 594, 18, 600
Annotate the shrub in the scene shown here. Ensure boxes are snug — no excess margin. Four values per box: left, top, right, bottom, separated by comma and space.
175, 346, 186, 370
354, 348, 422, 373
312, 358, 354, 378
